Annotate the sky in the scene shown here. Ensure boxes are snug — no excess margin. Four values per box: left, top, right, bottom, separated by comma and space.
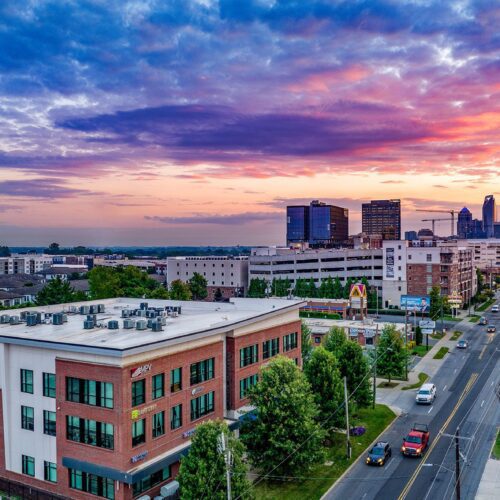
0, 0, 499, 246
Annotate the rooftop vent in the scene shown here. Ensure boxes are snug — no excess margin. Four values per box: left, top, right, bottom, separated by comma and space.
108, 320, 119, 330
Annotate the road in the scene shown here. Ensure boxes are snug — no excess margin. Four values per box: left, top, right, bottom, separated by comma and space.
324, 298, 499, 500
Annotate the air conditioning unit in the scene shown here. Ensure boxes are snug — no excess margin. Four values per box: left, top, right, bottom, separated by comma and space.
151, 320, 163, 332
62, 314, 68, 323
97, 304, 105, 313
123, 319, 135, 329
80, 305, 90, 315
140, 302, 149, 310
26, 314, 38, 327
160, 481, 179, 498
0, 315, 10, 324
52, 313, 64, 325
122, 309, 131, 318
89, 305, 98, 314
108, 320, 119, 329
136, 319, 147, 330
83, 320, 94, 329
9, 316, 21, 325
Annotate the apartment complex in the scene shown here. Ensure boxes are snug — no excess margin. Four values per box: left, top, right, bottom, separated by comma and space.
0, 254, 53, 275
166, 256, 249, 300
0, 298, 302, 499
361, 199, 401, 240
456, 239, 500, 278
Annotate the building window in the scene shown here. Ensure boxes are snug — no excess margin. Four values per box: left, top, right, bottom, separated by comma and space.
315, 336, 321, 344
66, 416, 114, 450
170, 367, 182, 392
426, 254, 432, 262
190, 391, 215, 421
43, 410, 56, 436
44, 461, 57, 483
69, 468, 114, 500
152, 411, 165, 438
263, 338, 279, 359
21, 405, 34, 431
190, 358, 215, 385
66, 377, 113, 409
43, 373, 56, 398
132, 419, 146, 447
240, 345, 258, 368
132, 379, 146, 407
21, 369, 33, 394
171, 404, 182, 430
152, 373, 164, 400
22, 455, 35, 477
132, 467, 171, 496
283, 332, 298, 352
240, 374, 258, 399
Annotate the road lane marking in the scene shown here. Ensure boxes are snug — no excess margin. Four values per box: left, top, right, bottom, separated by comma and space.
428, 406, 434, 414
479, 346, 487, 360
481, 400, 485, 408
491, 381, 495, 386
398, 372, 478, 500
443, 385, 447, 391
454, 369, 457, 374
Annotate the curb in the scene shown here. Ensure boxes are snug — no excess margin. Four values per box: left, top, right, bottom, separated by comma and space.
320, 407, 400, 500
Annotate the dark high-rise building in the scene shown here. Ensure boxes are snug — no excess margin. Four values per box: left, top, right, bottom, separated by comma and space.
482, 195, 496, 238
362, 199, 401, 240
457, 207, 473, 238
286, 205, 310, 244
404, 230, 418, 241
471, 219, 486, 239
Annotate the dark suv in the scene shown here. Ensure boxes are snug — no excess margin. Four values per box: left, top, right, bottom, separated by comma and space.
366, 442, 392, 466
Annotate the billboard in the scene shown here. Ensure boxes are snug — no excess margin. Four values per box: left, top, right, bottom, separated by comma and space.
385, 248, 394, 278
400, 295, 430, 313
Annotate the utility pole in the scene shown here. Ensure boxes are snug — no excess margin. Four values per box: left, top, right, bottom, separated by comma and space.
344, 376, 351, 459
372, 331, 377, 409
404, 310, 408, 380
455, 427, 461, 500
218, 433, 232, 500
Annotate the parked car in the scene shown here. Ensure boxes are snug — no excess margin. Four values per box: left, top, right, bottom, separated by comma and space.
456, 339, 469, 349
402, 423, 430, 457
416, 383, 437, 404
487, 325, 496, 333
479, 317, 487, 325
366, 442, 392, 466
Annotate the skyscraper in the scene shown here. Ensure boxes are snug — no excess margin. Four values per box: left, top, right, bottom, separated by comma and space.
362, 199, 401, 240
482, 195, 496, 238
404, 230, 418, 241
457, 207, 473, 238
286, 205, 310, 245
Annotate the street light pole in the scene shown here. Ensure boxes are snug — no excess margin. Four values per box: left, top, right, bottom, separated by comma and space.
404, 309, 408, 380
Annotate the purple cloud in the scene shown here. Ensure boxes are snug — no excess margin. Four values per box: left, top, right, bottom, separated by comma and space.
0, 178, 99, 199
145, 212, 283, 225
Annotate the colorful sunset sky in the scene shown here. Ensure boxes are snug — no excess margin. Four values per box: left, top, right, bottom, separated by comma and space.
0, 0, 499, 246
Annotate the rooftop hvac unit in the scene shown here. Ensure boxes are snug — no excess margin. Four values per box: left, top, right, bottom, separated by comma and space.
87, 314, 97, 323
122, 309, 131, 318
20, 311, 29, 320
44, 313, 52, 319
151, 320, 163, 332
136, 495, 151, 500
160, 481, 179, 498
123, 319, 135, 329
136, 309, 146, 317
140, 302, 149, 310
62, 314, 68, 323
136, 319, 147, 330
68, 306, 79, 313
0, 314, 10, 324
89, 305, 98, 314
52, 313, 64, 325
80, 305, 90, 315
97, 304, 105, 313
83, 320, 94, 329
26, 314, 38, 327
9, 316, 21, 325
160, 316, 166, 326
108, 320, 119, 330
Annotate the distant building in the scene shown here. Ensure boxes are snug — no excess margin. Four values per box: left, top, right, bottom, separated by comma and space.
482, 195, 496, 238
286, 205, 310, 245
362, 199, 401, 240
417, 228, 434, 238
471, 219, 486, 239
0, 254, 53, 275
457, 207, 473, 239
405, 231, 418, 241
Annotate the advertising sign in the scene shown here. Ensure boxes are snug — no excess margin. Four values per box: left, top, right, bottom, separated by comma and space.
419, 320, 436, 329
385, 248, 395, 278
401, 295, 430, 313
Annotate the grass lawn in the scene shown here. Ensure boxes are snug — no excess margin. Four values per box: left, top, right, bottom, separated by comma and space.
430, 332, 445, 340
433, 347, 449, 359
493, 429, 500, 460
443, 315, 461, 322
377, 381, 400, 388
469, 315, 480, 323
450, 331, 462, 341
253, 405, 397, 500
411, 345, 430, 357
402, 372, 429, 391
476, 299, 495, 312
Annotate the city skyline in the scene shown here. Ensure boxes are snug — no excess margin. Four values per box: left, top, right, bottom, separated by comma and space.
0, 1, 499, 245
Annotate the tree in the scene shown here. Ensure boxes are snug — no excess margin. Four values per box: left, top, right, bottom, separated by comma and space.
145, 286, 169, 299
319, 276, 335, 298
304, 347, 345, 428
88, 267, 122, 299
188, 272, 208, 300
36, 277, 80, 305
241, 356, 325, 475
294, 278, 310, 298
429, 285, 442, 321
415, 326, 423, 346
272, 278, 291, 297
343, 277, 353, 299
338, 341, 372, 407
214, 288, 223, 302
333, 277, 343, 299
375, 324, 409, 383
47, 242, 60, 254
475, 268, 484, 298
247, 278, 268, 298
324, 326, 347, 358
0, 245, 10, 257
169, 279, 192, 300
301, 321, 313, 364
178, 420, 253, 500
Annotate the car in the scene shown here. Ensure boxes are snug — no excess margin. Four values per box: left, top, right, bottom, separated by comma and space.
456, 339, 469, 349
366, 442, 392, 466
402, 423, 430, 457
479, 317, 487, 325
492, 305, 499, 313
487, 325, 496, 333
416, 383, 437, 404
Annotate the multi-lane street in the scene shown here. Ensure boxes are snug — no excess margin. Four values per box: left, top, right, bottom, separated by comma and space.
324, 297, 500, 500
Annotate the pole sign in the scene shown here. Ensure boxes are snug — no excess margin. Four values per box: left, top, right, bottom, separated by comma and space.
401, 295, 430, 313
419, 320, 436, 329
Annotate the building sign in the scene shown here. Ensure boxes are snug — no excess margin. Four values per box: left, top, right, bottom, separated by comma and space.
131, 404, 157, 420
419, 320, 436, 330
385, 248, 395, 278
400, 295, 430, 313
182, 428, 196, 439
349, 283, 367, 309
131, 451, 148, 464
448, 292, 462, 308
349, 327, 376, 338
130, 364, 152, 378
191, 386, 205, 396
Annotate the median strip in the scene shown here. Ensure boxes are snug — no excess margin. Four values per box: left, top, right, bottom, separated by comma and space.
433, 347, 449, 359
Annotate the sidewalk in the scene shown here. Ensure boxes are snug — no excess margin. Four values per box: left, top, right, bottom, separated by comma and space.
475, 458, 500, 499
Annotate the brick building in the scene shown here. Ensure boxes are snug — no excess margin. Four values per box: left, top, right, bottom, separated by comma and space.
0, 298, 302, 499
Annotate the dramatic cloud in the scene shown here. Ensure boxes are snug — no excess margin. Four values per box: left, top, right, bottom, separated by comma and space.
145, 212, 283, 225
0, 178, 98, 199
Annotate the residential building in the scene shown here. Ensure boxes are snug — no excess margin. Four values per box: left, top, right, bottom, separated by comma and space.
0, 255, 53, 275
404, 231, 418, 241
482, 195, 496, 238
94, 257, 164, 273
166, 256, 249, 300
455, 239, 500, 279
457, 207, 473, 239
362, 199, 401, 240
0, 274, 46, 307
0, 298, 302, 499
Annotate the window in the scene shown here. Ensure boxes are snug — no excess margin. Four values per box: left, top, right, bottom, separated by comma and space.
66, 416, 114, 450
132, 467, 170, 496
132, 379, 146, 407
21, 369, 33, 394
190, 358, 215, 385
21, 405, 34, 431
263, 338, 279, 359
170, 404, 182, 430
132, 419, 146, 447
69, 469, 114, 499
426, 254, 432, 262
240, 374, 258, 399
283, 332, 298, 352
43, 373, 56, 398
152, 373, 164, 400
170, 367, 182, 393
240, 345, 258, 367
190, 391, 215, 421
22, 455, 35, 477
152, 411, 165, 438
44, 461, 57, 483
66, 377, 113, 409
43, 410, 56, 436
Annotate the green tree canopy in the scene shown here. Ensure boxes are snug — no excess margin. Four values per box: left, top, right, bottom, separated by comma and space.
178, 420, 253, 500
338, 341, 372, 407
0, 245, 10, 257
36, 277, 85, 305
272, 278, 291, 297
247, 278, 268, 298
169, 279, 192, 300
375, 324, 409, 383
188, 272, 208, 300
429, 285, 442, 321
323, 326, 347, 358
301, 321, 313, 364
241, 356, 325, 476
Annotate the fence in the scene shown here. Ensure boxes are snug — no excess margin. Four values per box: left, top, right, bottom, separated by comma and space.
0, 477, 66, 500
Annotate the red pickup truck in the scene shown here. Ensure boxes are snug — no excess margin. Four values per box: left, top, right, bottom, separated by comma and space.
401, 423, 430, 457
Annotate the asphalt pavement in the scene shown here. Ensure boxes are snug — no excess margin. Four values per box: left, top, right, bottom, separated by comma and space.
323, 297, 500, 500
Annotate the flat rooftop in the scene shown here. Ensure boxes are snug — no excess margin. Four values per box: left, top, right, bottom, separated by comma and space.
0, 298, 302, 355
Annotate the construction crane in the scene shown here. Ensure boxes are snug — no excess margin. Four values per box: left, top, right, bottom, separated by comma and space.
416, 209, 457, 236
421, 218, 453, 235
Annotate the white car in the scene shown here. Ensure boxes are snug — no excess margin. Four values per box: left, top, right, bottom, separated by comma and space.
492, 305, 499, 313
416, 383, 437, 404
